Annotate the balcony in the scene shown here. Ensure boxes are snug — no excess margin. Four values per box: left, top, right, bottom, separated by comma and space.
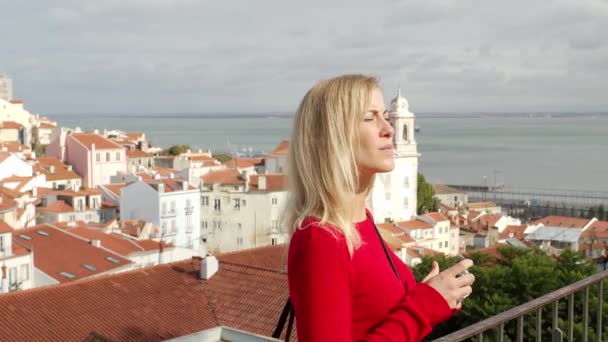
185, 206, 195, 215
161, 210, 177, 218
432, 268, 608, 342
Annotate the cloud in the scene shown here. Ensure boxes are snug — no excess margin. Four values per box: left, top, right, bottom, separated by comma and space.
0, 0, 607, 113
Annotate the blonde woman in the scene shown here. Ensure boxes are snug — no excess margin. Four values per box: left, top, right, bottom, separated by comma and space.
286, 75, 475, 341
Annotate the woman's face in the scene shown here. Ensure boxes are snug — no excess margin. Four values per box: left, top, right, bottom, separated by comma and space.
354, 87, 395, 178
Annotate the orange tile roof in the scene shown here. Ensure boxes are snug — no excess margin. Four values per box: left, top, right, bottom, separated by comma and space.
38, 122, 56, 129
377, 222, 405, 235
218, 244, 288, 272
396, 219, 434, 230
150, 167, 177, 177
0, 245, 289, 342
270, 140, 289, 156
126, 132, 144, 140
0, 194, 18, 211
0, 152, 11, 163
581, 220, 608, 239
186, 155, 215, 162
126, 149, 152, 158
398, 234, 415, 243
135, 172, 154, 181
478, 214, 503, 228
223, 158, 263, 169
65, 227, 166, 255
103, 183, 127, 197
147, 178, 196, 192
499, 224, 528, 240
34, 157, 81, 181
201, 169, 245, 185
406, 245, 440, 258
468, 201, 498, 210
14, 225, 132, 283
425, 212, 449, 223
9, 100, 24, 104
0, 141, 29, 152
249, 174, 287, 191
49, 188, 100, 197
70, 133, 124, 150
37, 200, 74, 213
532, 215, 592, 229
0, 219, 13, 233
0, 121, 23, 129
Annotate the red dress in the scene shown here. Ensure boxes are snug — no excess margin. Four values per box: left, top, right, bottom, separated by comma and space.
287, 214, 454, 341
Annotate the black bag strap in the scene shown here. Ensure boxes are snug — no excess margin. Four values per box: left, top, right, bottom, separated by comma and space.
367, 211, 402, 283
273, 211, 401, 340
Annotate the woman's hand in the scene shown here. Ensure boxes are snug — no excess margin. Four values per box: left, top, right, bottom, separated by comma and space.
422, 259, 475, 309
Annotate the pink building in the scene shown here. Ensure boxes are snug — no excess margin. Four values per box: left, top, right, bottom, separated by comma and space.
46, 132, 127, 188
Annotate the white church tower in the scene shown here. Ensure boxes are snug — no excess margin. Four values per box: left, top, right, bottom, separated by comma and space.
367, 90, 419, 222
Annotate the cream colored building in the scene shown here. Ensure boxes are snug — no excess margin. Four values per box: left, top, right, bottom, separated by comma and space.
200, 169, 288, 254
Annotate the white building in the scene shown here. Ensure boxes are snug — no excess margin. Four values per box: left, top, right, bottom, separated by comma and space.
0, 74, 12, 101
0, 99, 33, 146
368, 90, 418, 223
120, 178, 202, 254
37, 189, 115, 224
0, 152, 32, 181
0, 220, 35, 293
200, 169, 288, 254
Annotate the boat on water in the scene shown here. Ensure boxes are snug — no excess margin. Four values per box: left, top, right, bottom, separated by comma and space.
415, 126, 420, 133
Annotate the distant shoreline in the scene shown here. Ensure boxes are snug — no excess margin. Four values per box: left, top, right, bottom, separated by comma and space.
50, 112, 608, 119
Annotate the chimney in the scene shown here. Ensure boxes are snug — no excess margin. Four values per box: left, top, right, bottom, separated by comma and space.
32, 187, 37, 197
67, 165, 73, 171
157, 183, 165, 193
182, 180, 188, 191
93, 129, 99, 135
49, 165, 56, 174
258, 175, 267, 190
91, 239, 101, 247
200, 255, 219, 280
1, 265, 8, 294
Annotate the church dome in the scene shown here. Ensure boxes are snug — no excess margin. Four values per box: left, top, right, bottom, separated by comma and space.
390, 89, 409, 114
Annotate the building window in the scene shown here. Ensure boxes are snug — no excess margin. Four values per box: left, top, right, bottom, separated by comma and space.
162, 202, 167, 215
0, 235, 4, 252
8, 267, 17, 285
272, 197, 278, 205
116, 152, 120, 161
201, 221, 208, 230
237, 237, 243, 246
403, 124, 408, 141
19, 264, 29, 281
242, 199, 246, 207
385, 191, 391, 201
403, 197, 409, 209
234, 186, 239, 191
271, 238, 278, 246
214, 198, 221, 211
186, 217, 193, 233
171, 220, 176, 234
96, 153, 100, 162
202, 196, 209, 206
170, 201, 176, 214
271, 220, 279, 231
106, 152, 110, 162
161, 221, 167, 235
234, 198, 240, 210
403, 176, 409, 188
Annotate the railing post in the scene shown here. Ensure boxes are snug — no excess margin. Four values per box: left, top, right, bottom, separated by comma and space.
584, 287, 589, 342
568, 293, 574, 341
552, 328, 563, 342
536, 307, 542, 342
517, 315, 524, 342
597, 279, 603, 342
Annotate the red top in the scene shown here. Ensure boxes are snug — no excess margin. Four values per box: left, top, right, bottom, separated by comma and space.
288, 214, 454, 341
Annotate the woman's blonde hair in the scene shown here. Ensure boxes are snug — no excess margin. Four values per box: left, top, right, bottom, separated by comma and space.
286, 74, 380, 256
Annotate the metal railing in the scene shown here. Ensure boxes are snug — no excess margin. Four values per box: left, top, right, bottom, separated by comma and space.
433, 269, 608, 342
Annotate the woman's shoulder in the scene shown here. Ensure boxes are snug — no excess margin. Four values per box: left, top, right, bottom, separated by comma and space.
290, 217, 347, 250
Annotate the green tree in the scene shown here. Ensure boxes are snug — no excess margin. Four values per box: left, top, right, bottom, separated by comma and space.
32, 143, 47, 157
214, 153, 232, 163
160, 144, 190, 156
415, 246, 604, 341
417, 173, 438, 214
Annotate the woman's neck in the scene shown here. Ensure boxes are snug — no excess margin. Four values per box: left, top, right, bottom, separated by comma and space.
353, 173, 374, 222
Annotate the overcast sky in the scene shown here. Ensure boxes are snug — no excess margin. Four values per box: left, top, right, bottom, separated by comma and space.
1, 0, 607, 114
